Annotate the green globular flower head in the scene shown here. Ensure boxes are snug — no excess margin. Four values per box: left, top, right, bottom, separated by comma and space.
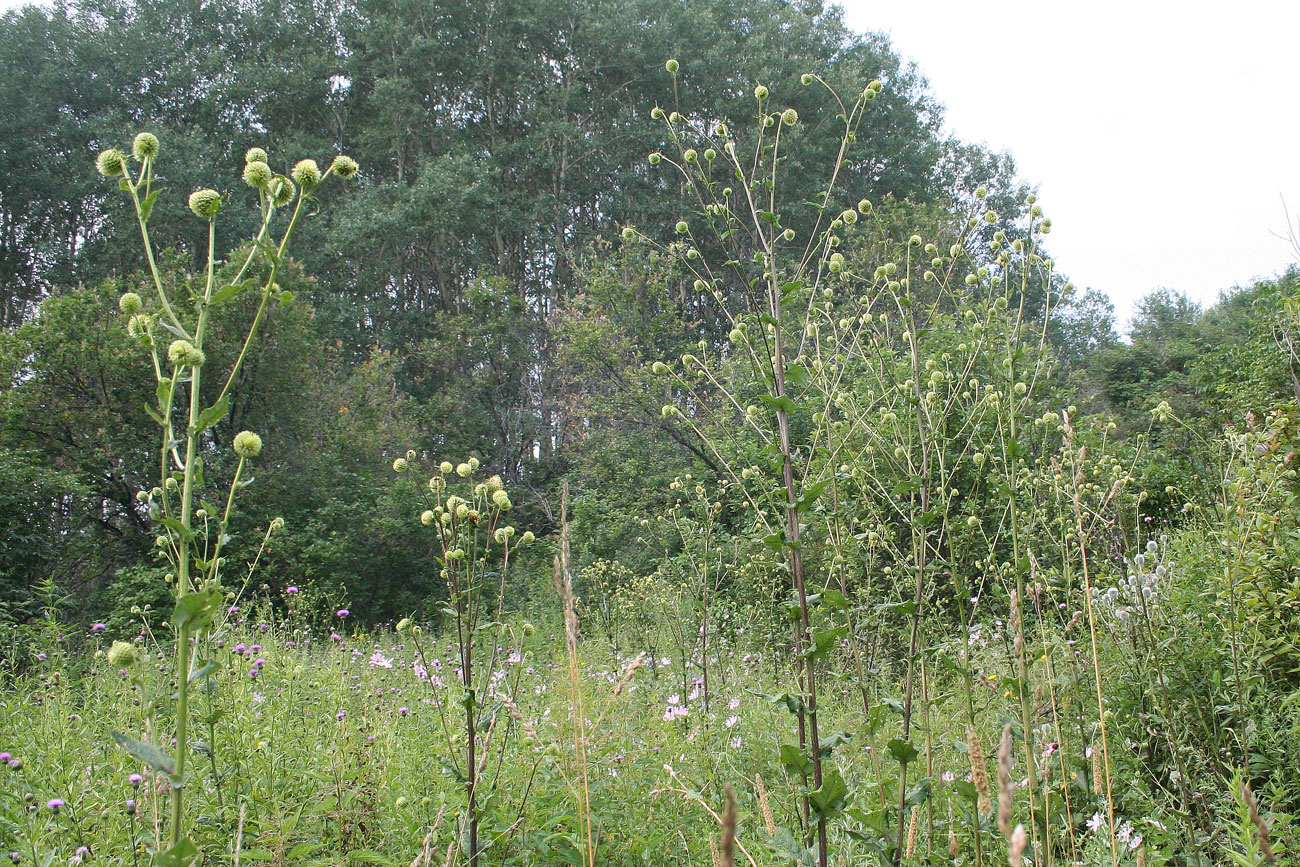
439, 461, 453, 474
492, 489, 511, 510
233, 430, 263, 458
96, 148, 127, 177
840, 208, 857, 225
126, 314, 149, 338
119, 292, 143, 315
107, 641, 138, 668
675, 221, 688, 234
132, 133, 160, 162
392, 457, 409, 473
456, 462, 471, 477
754, 84, 769, 100
781, 108, 798, 125
664, 58, 679, 74
420, 510, 436, 526
520, 531, 535, 544
292, 159, 321, 189
683, 148, 697, 163
188, 189, 222, 219
857, 198, 872, 214
621, 227, 635, 242
270, 176, 296, 207
648, 152, 662, 165
245, 147, 269, 164
167, 339, 205, 367
243, 160, 272, 190
329, 155, 359, 179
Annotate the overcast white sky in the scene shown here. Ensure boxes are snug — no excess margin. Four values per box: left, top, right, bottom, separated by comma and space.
4, 0, 1297, 327
840, 0, 1300, 327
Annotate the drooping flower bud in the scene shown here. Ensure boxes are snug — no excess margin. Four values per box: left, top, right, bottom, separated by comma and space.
188, 189, 223, 219
167, 339, 205, 367
329, 155, 359, 179
270, 176, 296, 207
132, 133, 159, 162
96, 148, 128, 177
233, 430, 263, 458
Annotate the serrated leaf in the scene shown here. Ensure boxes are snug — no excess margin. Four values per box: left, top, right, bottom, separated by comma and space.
805, 625, 847, 661
172, 588, 222, 633
809, 767, 849, 821
111, 731, 174, 776
139, 189, 161, 224
194, 395, 229, 434
887, 738, 919, 765
780, 743, 812, 776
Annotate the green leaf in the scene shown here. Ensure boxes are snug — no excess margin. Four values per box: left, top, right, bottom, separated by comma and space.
761, 531, 786, 553
784, 363, 809, 388
819, 731, 852, 756
759, 394, 797, 416
110, 731, 174, 776
194, 395, 230, 434
876, 599, 917, 617
796, 478, 832, 513
780, 743, 812, 776
805, 625, 847, 661
210, 280, 250, 306
172, 588, 222, 633
157, 517, 195, 543
139, 189, 161, 224
188, 659, 219, 684
808, 767, 849, 821
887, 738, 919, 765
156, 380, 174, 412
904, 778, 931, 807
822, 589, 850, 610
349, 851, 399, 866
154, 839, 200, 867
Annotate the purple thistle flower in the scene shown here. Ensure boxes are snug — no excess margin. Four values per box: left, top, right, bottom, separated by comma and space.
90, 624, 106, 632
128, 774, 142, 787
285, 586, 299, 594
248, 668, 259, 678
47, 798, 64, 812
0, 753, 9, 762
336, 609, 350, 618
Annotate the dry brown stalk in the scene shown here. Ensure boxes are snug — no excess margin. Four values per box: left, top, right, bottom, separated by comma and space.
997, 723, 1014, 837
755, 774, 777, 837
1242, 781, 1276, 864
968, 725, 991, 816
719, 784, 737, 867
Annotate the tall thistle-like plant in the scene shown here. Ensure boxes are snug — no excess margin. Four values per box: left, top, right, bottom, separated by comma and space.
393, 456, 535, 867
96, 136, 357, 862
